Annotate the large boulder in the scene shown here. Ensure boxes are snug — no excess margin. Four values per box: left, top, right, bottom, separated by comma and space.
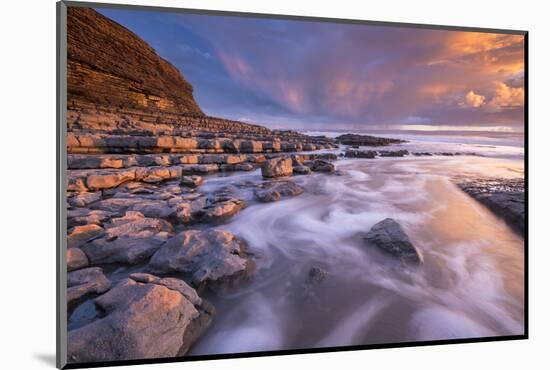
254, 181, 304, 202
149, 229, 255, 287
67, 274, 214, 363
261, 157, 293, 178
364, 218, 422, 263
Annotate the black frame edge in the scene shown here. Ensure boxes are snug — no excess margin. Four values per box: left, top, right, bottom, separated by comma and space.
62, 0, 527, 35
57, 1, 529, 369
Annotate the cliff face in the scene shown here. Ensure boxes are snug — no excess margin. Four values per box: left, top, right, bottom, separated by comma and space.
67, 7, 204, 115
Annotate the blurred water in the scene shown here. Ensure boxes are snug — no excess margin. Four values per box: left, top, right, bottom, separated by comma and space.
189, 148, 525, 355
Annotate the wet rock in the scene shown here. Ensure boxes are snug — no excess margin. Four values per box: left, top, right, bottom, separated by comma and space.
67, 274, 214, 363
254, 180, 304, 202
67, 267, 111, 307
292, 164, 312, 175
458, 178, 525, 235
181, 175, 204, 188
336, 133, 405, 146
365, 218, 422, 263
200, 197, 246, 223
149, 229, 255, 287
344, 149, 377, 159
307, 266, 327, 284
308, 159, 335, 173
67, 248, 89, 272
378, 150, 409, 157
261, 157, 293, 178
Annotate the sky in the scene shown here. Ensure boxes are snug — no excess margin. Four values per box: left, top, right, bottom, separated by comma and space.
97, 8, 525, 132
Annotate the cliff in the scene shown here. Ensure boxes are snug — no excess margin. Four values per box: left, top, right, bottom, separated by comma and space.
67, 7, 203, 115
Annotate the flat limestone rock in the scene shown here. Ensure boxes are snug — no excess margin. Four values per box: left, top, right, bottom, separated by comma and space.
68, 209, 115, 228
128, 199, 175, 219
364, 218, 422, 264
67, 267, 111, 307
68, 224, 105, 249
80, 211, 173, 265
69, 192, 102, 207
67, 248, 89, 272
254, 180, 304, 202
67, 275, 214, 363
199, 198, 246, 223
149, 229, 255, 287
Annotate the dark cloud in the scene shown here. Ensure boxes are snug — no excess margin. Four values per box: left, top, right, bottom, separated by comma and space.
97, 8, 525, 130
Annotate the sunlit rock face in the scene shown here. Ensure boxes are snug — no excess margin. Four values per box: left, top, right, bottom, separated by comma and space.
67, 275, 214, 363
67, 7, 203, 116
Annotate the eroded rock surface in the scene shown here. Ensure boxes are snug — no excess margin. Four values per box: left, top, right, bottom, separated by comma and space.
254, 181, 304, 202
67, 274, 214, 363
149, 229, 254, 287
261, 157, 293, 178
80, 211, 172, 265
458, 178, 525, 235
67, 248, 89, 272
67, 267, 111, 307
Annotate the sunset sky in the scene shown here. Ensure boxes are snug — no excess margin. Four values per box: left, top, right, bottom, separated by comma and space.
97, 8, 525, 132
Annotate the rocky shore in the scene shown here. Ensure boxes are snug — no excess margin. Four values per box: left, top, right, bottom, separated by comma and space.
457, 178, 525, 236
64, 8, 345, 363
64, 8, 524, 363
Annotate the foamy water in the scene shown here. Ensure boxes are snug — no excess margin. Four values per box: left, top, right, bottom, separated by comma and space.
189, 136, 525, 355
304, 129, 524, 159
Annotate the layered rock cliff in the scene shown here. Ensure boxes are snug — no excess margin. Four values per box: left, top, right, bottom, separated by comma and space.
67, 7, 203, 116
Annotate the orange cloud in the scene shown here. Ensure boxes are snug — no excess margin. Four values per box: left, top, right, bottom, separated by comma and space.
462, 90, 486, 108
486, 82, 524, 112
429, 32, 524, 75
